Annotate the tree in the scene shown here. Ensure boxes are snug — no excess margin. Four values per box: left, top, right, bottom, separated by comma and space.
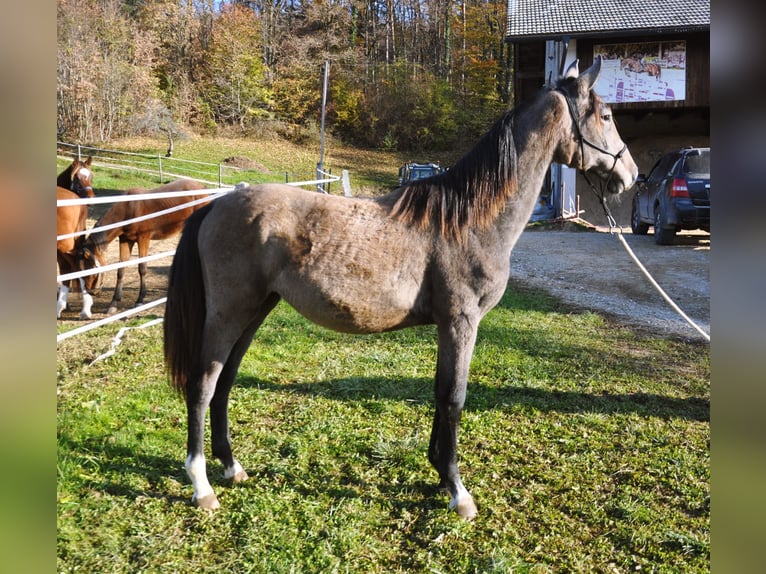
202, 4, 273, 130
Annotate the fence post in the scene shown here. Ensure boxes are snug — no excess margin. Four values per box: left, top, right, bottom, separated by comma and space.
342, 170, 351, 197
218, 164, 223, 188
158, 154, 163, 183
77, 144, 81, 160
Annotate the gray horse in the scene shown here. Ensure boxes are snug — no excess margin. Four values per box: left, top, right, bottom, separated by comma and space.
164, 56, 637, 518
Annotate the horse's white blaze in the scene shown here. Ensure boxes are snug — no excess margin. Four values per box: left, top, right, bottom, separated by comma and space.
186, 453, 215, 500
77, 167, 91, 179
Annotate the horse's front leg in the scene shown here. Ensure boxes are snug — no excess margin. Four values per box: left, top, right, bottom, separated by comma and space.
107, 239, 132, 314
78, 276, 93, 320
136, 237, 150, 306
429, 317, 479, 519
57, 283, 69, 318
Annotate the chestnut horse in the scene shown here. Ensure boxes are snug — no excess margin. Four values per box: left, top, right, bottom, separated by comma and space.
164, 57, 638, 517
83, 178, 209, 314
56, 157, 100, 319
57, 156, 94, 198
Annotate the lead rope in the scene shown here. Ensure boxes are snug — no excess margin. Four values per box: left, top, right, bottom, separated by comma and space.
591, 189, 710, 342
560, 86, 709, 341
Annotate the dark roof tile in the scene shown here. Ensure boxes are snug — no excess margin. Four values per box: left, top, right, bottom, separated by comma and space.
506, 0, 710, 39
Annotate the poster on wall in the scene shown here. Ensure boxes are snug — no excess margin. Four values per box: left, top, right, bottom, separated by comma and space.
593, 41, 686, 103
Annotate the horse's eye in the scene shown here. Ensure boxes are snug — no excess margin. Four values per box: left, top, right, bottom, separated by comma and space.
602, 113, 611, 122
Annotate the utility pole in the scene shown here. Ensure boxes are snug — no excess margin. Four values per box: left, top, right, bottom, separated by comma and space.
317, 61, 330, 193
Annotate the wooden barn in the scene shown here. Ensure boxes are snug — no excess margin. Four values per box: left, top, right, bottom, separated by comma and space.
505, 0, 710, 226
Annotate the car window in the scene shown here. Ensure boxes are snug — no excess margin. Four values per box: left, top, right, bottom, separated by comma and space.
682, 150, 710, 177
648, 154, 678, 184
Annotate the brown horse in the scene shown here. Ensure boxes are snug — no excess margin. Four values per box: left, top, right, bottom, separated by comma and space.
620, 57, 644, 76
57, 187, 100, 318
163, 57, 638, 517
56, 157, 100, 319
83, 178, 210, 314
643, 62, 662, 79
57, 156, 94, 198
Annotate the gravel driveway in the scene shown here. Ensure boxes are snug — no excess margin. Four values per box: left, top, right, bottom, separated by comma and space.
509, 227, 710, 342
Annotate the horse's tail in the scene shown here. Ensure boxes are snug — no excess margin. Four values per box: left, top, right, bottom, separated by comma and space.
164, 201, 215, 397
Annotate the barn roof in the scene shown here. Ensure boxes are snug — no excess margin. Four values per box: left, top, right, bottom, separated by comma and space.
506, 0, 710, 41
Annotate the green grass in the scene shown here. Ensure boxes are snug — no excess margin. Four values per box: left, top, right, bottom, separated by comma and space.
57, 283, 709, 573
59, 133, 447, 195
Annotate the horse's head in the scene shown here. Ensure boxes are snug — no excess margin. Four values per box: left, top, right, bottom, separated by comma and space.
555, 57, 638, 196
77, 237, 105, 293
70, 156, 94, 198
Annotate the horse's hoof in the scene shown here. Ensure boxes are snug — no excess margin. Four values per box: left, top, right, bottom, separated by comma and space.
106, 305, 118, 315
79, 311, 92, 320
450, 494, 478, 520
230, 469, 249, 484
193, 493, 220, 510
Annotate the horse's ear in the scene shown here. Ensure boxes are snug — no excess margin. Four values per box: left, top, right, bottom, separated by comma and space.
84, 156, 92, 167
578, 56, 602, 91
563, 59, 579, 79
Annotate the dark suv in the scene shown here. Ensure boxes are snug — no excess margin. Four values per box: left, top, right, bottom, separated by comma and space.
630, 147, 710, 244
398, 162, 443, 185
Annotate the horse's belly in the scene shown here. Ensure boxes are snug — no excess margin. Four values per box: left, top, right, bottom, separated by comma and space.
281, 281, 426, 334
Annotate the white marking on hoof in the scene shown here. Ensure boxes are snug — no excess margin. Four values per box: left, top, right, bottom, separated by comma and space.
193, 493, 220, 510
224, 460, 248, 483
106, 305, 118, 315
80, 293, 93, 319
448, 484, 478, 520
57, 286, 69, 318
186, 454, 217, 509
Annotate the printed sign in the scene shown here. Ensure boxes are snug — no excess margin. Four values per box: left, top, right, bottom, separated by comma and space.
593, 41, 686, 103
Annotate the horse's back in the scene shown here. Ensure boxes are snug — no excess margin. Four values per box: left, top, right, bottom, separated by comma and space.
57, 187, 86, 253
106, 179, 210, 241
197, 184, 434, 333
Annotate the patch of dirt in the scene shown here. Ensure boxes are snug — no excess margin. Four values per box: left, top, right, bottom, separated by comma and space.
62, 216, 710, 343
222, 156, 270, 172
509, 226, 710, 342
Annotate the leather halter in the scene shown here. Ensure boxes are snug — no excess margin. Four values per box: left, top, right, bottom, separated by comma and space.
557, 87, 626, 228
557, 87, 626, 170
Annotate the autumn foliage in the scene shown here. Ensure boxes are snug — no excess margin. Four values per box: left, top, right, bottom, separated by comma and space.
57, 0, 513, 152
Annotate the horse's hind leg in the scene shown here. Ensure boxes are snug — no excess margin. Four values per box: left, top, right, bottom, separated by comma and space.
209, 293, 281, 484
186, 294, 280, 509
429, 318, 479, 519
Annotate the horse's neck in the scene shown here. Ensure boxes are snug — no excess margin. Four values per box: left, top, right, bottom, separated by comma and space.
497, 94, 567, 245
57, 169, 71, 189
91, 226, 120, 252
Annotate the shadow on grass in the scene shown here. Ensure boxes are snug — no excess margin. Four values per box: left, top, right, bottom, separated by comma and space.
58, 433, 189, 504
238, 374, 708, 422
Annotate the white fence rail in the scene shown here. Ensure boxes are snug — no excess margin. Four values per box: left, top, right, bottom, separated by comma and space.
57, 157, 347, 343
57, 141, 346, 192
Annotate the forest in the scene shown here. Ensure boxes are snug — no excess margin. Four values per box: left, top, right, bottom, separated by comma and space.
57, 0, 514, 152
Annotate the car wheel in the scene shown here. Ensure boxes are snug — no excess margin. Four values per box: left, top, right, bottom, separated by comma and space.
631, 196, 650, 235
654, 205, 675, 245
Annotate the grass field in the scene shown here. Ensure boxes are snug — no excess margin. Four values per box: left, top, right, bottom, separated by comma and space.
58, 132, 459, 196
57, 281, 709, 573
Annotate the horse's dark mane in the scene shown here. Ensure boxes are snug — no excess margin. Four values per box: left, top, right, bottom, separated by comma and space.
388, 107, 521, 239
56, 163, 74, 189
388, 76, 602, 239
